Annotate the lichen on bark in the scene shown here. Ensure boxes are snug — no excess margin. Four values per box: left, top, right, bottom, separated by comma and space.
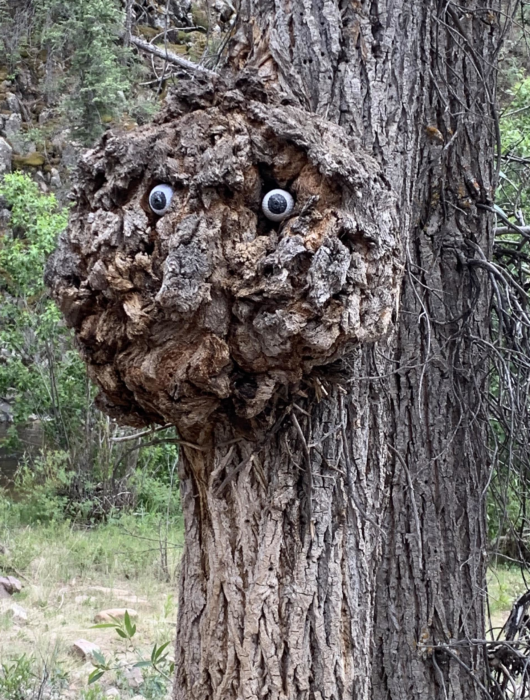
46, 77, 402, 433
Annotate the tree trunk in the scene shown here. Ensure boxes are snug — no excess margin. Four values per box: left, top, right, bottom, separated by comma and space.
176, 374, 391, 700
176, 2, 498, 698
46, 1, 501, 698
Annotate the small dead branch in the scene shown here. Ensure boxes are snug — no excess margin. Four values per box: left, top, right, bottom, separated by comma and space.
111, 424, 172, 443
496, 226, 530, 235
291, 411, 314, 539
213, 451, 258, 498
418, 586, 530, 700
130, 34, 218, 78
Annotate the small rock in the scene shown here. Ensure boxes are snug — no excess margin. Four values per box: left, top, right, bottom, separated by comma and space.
0, 397, 11, 422
38, 108, 58, 125
105, 689, 120, 698
124, 666, 143, 689
49, 167, 62, 189
7, 576, 21, 593
9, 603, 28, 622
0, 576, 22, 594
0, 137, 12, 176
0, 585, 10, 599
4, 113, 22, 138
61, 139, 82, 169
71, 639, 101, 660
4, 93, 20, 113
94, 608, 138, 623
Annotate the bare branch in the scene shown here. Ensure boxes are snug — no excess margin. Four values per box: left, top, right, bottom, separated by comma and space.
129, 35, 218, 79
111, 424, 173, 443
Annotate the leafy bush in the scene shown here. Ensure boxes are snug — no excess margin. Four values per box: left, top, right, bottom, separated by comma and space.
501, 76, 530, 156
0, 172, 180, 524
0, 171, 73, 435
0, 655, 34, 700
0, 0, 141, 144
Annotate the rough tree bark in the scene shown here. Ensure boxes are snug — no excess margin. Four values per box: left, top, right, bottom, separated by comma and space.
47, 1, 501, 698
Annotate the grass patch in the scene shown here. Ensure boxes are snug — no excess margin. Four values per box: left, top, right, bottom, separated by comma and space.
487, 566, 529, 615
1, 497, 530, 698
487, 565, 529, 639
0, 512, 184, 583
0, 502, 183, 699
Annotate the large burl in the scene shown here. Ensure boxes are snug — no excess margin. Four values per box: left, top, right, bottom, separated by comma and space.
46, 81, 401, 432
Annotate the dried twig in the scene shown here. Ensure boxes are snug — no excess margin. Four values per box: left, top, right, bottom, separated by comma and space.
130, 34, 218, 78
111, 424, 172, 443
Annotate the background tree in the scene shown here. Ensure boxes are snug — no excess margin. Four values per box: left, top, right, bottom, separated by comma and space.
47, 1, 504, 699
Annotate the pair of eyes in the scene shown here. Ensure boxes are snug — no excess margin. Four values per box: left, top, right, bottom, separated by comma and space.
148, 185, 295, 222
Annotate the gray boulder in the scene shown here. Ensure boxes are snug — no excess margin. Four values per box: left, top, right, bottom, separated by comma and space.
4, 113, 22, 139
0, 137, 12, 176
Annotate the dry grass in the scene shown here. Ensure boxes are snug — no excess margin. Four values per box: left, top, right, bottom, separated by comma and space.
0, 513, 182, 699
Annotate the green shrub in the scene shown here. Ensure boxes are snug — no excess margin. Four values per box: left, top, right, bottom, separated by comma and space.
0, 172, 77, 440
0, 172, 181, 525
1, 0, 142, 145
0, 655, 35, 700
90, 611, 174, 696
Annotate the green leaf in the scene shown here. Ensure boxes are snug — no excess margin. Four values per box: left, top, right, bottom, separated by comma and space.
92, 651, 106, 667
124, 610, 136, 637
152, 641, 171, 662
134, 661, 153, 668
88, 669, 105, 684
115, 628, 128, 639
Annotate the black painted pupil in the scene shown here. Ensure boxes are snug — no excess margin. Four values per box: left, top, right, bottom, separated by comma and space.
268, 194, 288, 215
151, 191, 167, 210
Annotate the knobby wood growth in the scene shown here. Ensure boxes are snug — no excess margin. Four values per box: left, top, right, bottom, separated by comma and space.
47, 1, 503, 698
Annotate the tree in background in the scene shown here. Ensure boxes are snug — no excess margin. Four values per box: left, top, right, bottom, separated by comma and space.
46, 2, 509, 699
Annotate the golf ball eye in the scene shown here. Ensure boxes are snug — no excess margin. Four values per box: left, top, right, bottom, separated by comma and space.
149, 184, 174, 215
262, 189, 294, 222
